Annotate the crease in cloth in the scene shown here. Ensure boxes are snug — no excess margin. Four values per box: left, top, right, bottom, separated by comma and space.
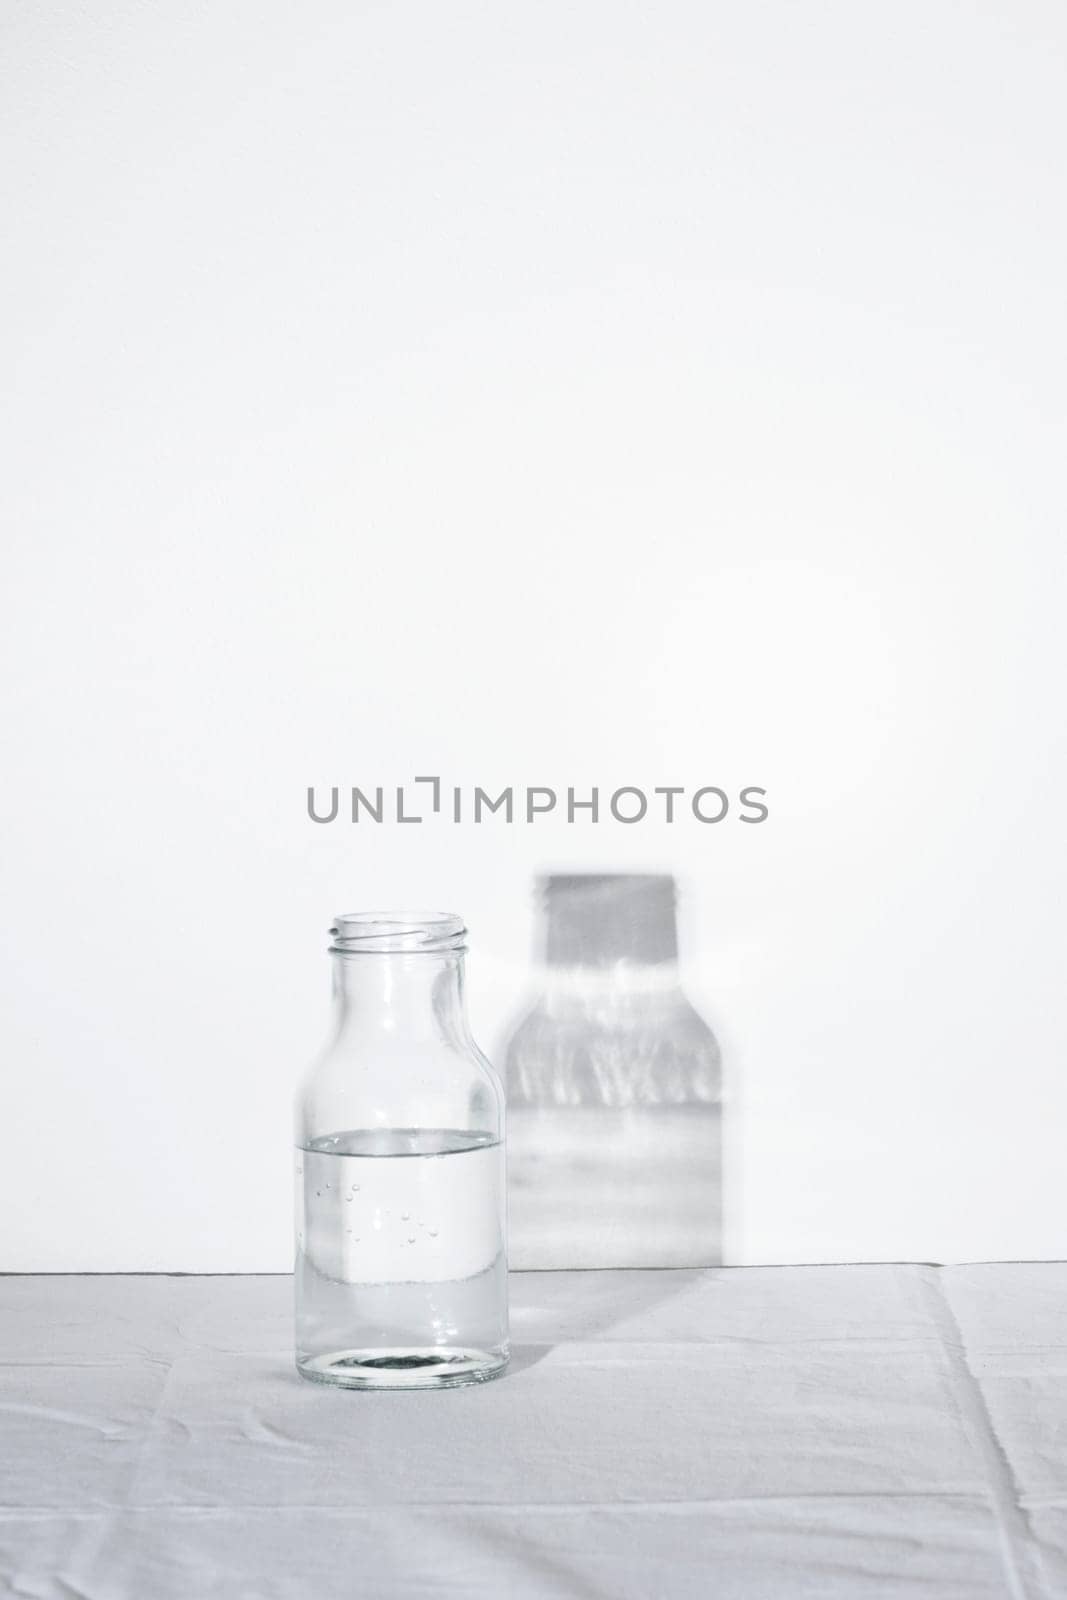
918, 1265, 1049, 1600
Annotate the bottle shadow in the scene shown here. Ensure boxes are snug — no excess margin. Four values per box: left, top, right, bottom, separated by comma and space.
508, 1263, 721, 1372
500, 872, 724, 1274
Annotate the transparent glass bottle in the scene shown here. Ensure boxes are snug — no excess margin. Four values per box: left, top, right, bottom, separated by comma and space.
294, 912, 508, 1389
504, 874, 722, 1269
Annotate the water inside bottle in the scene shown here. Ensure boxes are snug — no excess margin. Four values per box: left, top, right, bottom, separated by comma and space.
295, 1128, 508, 1388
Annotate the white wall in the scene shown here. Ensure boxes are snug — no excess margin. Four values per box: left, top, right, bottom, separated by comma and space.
3, 0, 1066, 1270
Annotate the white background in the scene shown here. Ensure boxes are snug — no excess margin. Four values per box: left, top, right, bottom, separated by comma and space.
3, 1, 1065, 1270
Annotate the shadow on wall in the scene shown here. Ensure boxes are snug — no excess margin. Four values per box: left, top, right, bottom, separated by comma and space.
501, 873, 722, 1269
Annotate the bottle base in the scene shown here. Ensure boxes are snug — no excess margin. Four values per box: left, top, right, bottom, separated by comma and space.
296, 1346, 509, 1390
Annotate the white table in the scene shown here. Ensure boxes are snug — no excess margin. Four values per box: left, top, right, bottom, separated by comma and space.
1, 1266, 1063, 1597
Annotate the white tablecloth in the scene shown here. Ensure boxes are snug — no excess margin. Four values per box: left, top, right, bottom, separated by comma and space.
1, 1266, 1064, 1598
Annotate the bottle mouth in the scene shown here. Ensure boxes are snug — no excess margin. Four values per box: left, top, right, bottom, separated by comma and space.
329, 911, 467, 955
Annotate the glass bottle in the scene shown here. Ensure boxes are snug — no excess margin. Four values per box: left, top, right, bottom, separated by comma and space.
503, 874, 722, 1269
294, 912, 508, 1389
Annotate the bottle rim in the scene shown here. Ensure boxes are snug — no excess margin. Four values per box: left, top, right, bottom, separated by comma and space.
329, 911, 467, 955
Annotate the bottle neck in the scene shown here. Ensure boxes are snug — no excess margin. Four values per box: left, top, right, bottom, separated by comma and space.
330, 951, 469, 1045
